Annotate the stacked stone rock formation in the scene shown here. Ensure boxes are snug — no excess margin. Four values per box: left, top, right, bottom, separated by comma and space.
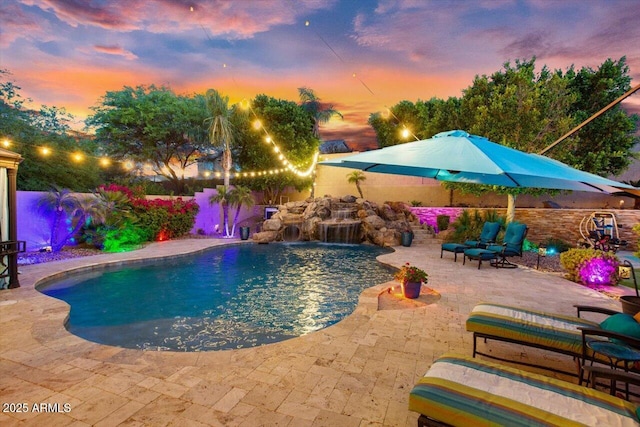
252, 195, 420, 246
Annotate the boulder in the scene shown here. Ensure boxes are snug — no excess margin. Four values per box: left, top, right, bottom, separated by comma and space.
304, 216, 323, 240
363, 215, 386, 230
371, 229, 399, 246
341, 195, 357, 203
262, 218, 282, 231
379, 204, 398, 221
252, 231, 278, 243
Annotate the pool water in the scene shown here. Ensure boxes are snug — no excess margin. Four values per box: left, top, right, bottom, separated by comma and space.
39, 242, 394, 351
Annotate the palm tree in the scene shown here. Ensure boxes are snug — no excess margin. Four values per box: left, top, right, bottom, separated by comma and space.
209, 185, 231, 237
38, 187, 105, 251
205, 89, 235, 188
298, 87, 343, 138
347, 171, 366, 199
228, 186, 255, 237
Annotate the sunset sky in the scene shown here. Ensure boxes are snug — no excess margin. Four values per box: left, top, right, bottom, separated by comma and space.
2, 0, 639, 150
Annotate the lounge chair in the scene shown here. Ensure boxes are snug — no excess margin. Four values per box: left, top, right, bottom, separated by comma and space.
409, 353, 640, 427
463, 222, 528, 269
440, 221, 501, 262
466, 302, 640, 377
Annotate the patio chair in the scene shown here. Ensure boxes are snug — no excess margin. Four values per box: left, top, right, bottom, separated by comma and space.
463, 222, 527, 269
440, 221, 501, 262
409, 353, 640, 427
465, 302, 640, 377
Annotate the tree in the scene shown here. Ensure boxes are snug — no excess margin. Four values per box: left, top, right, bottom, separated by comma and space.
234, 94, 319, 203
37, 187, 104, 252
347, 171, 366, 198
209, 185, 231, 237
1, 70, 107, 191
371, 58, 638, 222
455, 58, 577, 221
205, 89, 238, 188
86, 85, 209, 194
228, 186, 255, 237
298, 87, 343, 138
559, 57, 638, 175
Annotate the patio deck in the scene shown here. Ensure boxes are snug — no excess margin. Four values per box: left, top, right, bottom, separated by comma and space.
0, 238, 632, 426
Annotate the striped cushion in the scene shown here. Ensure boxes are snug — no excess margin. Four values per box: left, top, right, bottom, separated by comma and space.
466, 302, 600, 357
409, 354, 640, 426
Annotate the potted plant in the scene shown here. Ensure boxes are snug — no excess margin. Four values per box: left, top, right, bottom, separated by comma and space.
394, 262, 428, 298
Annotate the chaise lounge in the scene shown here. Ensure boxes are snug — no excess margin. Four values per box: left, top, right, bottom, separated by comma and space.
463, 222, 528, 269
440, 221, 501, 262
409, 353, 640, 427
466, 302, 640, 377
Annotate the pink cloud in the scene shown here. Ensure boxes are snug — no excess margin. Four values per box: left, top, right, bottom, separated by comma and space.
18, 0, 337, 38
0, 3, 43, 47
93, 44, 138, 60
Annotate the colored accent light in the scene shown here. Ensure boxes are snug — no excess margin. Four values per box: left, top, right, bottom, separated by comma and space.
579, 257, 619, 287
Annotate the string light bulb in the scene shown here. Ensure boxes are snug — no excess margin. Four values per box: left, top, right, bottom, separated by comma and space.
40, 147, 51, 156
2, 138, 10, 148
72, 152, 84, 162
401, 127, 411, 139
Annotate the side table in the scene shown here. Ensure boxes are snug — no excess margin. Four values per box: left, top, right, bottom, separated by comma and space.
584, 339, 640, 399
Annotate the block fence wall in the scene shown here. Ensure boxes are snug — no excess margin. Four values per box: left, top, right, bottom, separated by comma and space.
412, 206, 640, 249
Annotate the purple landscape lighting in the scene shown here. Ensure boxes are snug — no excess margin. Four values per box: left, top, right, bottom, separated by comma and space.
579, 257, 619, 287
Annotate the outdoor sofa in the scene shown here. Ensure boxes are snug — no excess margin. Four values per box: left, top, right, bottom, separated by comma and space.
409, 353, 640, 427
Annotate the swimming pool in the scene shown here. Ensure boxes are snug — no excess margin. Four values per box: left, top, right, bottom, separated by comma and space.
39, 242, 394, 351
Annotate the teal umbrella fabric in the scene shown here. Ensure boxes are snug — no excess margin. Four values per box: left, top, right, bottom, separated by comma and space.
320, 130, 639, 195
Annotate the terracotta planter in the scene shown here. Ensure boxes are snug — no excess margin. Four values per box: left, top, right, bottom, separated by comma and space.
402, 281, 422, 299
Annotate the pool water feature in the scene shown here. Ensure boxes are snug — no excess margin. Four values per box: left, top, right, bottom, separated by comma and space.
39, 243, 394, 351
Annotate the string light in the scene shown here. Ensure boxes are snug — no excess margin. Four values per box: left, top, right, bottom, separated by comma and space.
2, 138, 10, 148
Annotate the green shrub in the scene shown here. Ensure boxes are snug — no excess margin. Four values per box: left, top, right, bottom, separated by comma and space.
436, 214, 450, 232
409, 200, 423, 207
446, 209, 505, 243
523, 239, 538, 252
634, 224, 640, 259
135, 206, 170, 241
102, 222, 146, 252
541, 237, 572, 254
560, 248, 619, 284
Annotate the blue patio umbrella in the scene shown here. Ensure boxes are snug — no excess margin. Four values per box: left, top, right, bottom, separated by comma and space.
320, 130, 640, 196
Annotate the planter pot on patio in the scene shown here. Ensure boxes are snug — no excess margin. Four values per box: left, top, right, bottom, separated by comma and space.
401, 231, 413, 247
240, 226, 251, 240
620, 296, 640, 316
402, 281, 421, 299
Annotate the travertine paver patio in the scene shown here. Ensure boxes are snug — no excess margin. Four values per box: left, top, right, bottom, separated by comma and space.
0, 238, 629, 426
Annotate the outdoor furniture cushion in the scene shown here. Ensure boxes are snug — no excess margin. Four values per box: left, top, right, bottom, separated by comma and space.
440, 243, 468, 262
486, 222, 528, 256
462, 247, 498, 268
466, 302, 600, 357
464, 221, 501, 248
409, 353, 640, 427
600, 313, 640, 342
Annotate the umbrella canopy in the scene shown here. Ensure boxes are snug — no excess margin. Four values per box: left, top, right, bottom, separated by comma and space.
320, 130, 640, 196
